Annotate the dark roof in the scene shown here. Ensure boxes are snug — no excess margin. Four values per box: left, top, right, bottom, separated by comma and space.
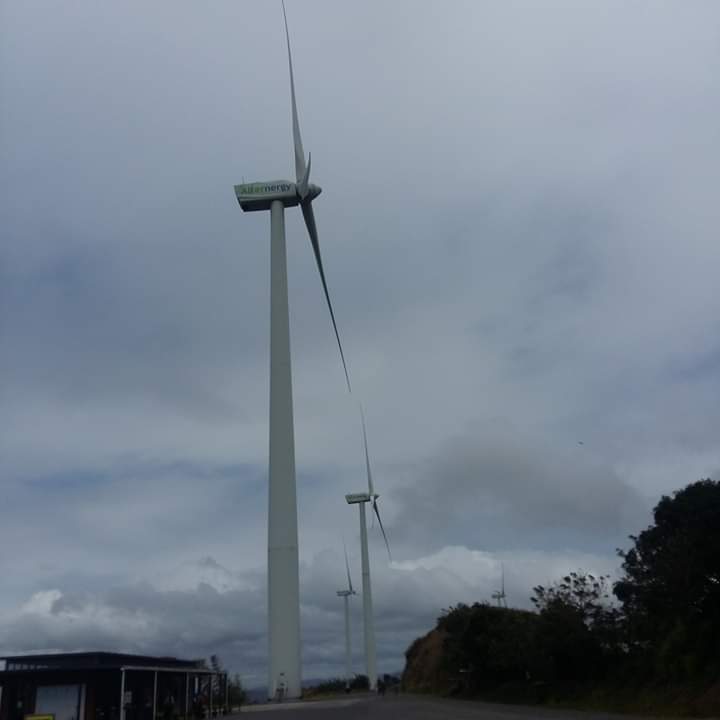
1, 652, 205, 671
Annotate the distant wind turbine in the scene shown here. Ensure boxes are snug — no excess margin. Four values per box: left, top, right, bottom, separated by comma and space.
336, 544, 357, 692
345, 407, 391, 692
491, 562, 508, 608
233, 2, 350, 700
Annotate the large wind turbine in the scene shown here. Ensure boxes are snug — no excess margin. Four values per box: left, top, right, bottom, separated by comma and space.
492, 562, 508, 608
336, 545, 357, 692
345, 409, 390, 692
234, 3, 350, 701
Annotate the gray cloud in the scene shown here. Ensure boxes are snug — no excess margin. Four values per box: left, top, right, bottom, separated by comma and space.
388, 425, 648, 557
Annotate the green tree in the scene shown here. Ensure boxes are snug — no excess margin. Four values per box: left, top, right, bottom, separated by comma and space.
614, 479, 720, 678
227, 674, 246, 707
437, 603, 542, 694
531, 572, 622, 685
209, 655, 225, 706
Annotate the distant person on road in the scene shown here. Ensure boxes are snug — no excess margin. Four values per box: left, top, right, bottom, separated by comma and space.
275, 673, 286, 702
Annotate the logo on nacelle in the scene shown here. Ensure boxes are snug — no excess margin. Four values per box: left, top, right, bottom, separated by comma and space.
238, 182, 293, 195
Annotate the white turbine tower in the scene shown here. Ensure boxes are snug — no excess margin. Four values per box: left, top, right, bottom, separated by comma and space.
491, 562, 508, 608
234, 3, 350, 701
336, 544, 357, 692
345, 409, 390, 693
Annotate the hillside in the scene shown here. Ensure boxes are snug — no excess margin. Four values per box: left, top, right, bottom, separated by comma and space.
401, 602, 720, 716
402, 627, 452, 695
402, 603, 546, 704
402, 480, 720, 716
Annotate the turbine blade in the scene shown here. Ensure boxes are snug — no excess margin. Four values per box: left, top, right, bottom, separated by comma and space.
373, 499, 392, 561
360, 405, 374, 497
344, 542, 353, 594
282, 1, 307, 185
298, 152, 311, 199
301, 200, 351, 391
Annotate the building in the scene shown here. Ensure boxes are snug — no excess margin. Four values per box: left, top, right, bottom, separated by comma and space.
0, 653, 227, 720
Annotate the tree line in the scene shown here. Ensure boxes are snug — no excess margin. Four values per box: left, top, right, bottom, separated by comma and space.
403, 479, 720, 715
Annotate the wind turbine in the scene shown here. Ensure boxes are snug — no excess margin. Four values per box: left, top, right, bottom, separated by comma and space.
345, 408, 390, 692
234, 3, 350, 701
336, 544, 357, 692
491, 562, 508, 608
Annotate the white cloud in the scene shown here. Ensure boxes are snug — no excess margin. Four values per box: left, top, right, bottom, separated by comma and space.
0, 546, 619, 684
20, 591, 64, 616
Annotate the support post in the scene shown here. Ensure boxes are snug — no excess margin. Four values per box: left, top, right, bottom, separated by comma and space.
359, 502, 377, 691
120, 669, 126, 720
152, 672, 157, 720
267, 199, 301, 700
209, 677, 213, 719
185, 673, 189, 720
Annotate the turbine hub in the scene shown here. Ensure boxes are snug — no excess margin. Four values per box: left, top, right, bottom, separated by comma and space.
303, 183, 322, 201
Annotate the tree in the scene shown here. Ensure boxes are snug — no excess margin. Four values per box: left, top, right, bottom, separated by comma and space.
615, 479, 720, 623
614, 479, 720, 678
437, 603, 542, 693
227, 674, 246, 708
531, 572, 622, 685
209, 655, 224, 705
532, 572, 612, 622
351, 674, 369, 691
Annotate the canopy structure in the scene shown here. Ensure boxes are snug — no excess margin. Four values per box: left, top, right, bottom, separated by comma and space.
0, 653, 228, 720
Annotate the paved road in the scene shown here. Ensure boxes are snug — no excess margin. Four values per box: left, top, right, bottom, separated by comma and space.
238, 695, 658, 719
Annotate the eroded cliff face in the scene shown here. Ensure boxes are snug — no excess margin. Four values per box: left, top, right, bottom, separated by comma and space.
402, 627, 453, 695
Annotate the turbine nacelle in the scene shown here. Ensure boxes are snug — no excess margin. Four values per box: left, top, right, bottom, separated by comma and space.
235, 180, 321, 212
345, 492, 374, 505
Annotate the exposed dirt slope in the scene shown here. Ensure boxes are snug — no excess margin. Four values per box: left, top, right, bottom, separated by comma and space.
402, 628, 453, 695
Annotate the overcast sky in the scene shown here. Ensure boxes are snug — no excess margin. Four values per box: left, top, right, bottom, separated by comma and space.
2, 0, 720, 688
